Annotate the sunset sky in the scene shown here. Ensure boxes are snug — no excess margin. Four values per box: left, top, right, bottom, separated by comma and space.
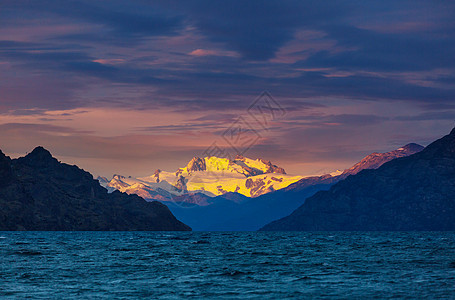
1, 1, 454, 177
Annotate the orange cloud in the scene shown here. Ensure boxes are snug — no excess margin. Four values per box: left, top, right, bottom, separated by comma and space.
189, 49, 238, 57
92, 58, 125, 65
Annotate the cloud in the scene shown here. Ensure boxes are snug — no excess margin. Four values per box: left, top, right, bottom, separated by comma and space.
322, 114, 389, 126
188, 49, 238, 57
189, 49, 217, 56
395, 111, 455, 121
136, 123, 224, 134
300, 25, 455, 72
286, 113, 389, 127
92, 58, 125, 65
1, 1, 185, 41
1, 1, 454, 113
0, 123, 93, 134
1, 1, 455, 176
165, 0, 348, 61
190, 113, 238, 122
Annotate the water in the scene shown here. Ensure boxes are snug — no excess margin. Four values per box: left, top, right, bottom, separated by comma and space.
1, 232, 454, 299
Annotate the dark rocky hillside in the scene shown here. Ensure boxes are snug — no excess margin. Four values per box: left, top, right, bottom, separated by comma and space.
261, 129, 455, 231
0, 147, 191, 231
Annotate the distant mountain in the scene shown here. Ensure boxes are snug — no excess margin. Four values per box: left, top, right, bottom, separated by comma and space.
162, 143, 423, 230
282, 143, 424, 193
261, 129, 455, 231
100, 155, 303, 200
0, 147, 190, 231
341, 143, 424, 176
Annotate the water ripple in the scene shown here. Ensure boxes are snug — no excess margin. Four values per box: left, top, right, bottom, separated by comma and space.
0, 232, 454, 298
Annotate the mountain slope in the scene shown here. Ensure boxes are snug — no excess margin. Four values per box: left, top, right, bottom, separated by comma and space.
282, 143, 424, 193
261, 129, 455, 231
0, 147, 191, 231
164, 143, 423, 230
341, 143, 424, 176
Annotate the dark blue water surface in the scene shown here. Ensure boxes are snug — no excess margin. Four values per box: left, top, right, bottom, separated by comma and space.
1, 232, 454, 299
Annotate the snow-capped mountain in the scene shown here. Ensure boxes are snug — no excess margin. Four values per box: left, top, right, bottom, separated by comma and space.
97, 143, 425, 210
98, 155, 304, 200
166, 143, 425, 231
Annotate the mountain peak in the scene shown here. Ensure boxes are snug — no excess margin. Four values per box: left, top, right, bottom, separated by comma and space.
0, 149, 8, 160
186, 156, 206, 172
398, 143, 424, 152
20, 146, 58, 167
417, 127, 455, 158
261, 127, 455, 231
341, 142, 424, 177
259, 158, 286, 174
0, 148, 191, 231
30, 146, 52, 157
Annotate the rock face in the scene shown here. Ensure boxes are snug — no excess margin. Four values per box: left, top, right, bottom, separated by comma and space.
233, 155, 286, 176
261, 129, 455, 231
0, 147, 191, 231
260, 159, 286, 175
153, 169, 161, 183
186, 157, 207, 172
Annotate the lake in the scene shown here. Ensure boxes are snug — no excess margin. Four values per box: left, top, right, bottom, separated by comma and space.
1, 232, 454, 298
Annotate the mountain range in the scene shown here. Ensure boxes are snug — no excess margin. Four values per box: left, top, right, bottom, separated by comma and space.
261, 129, 455, 231
146, 143, 423, 230
0, 147, 190, 231
1, 134, 444, 232
98, 155, 304, 201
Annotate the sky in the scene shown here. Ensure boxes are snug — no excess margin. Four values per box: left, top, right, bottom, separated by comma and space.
0, 0, 454, 177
